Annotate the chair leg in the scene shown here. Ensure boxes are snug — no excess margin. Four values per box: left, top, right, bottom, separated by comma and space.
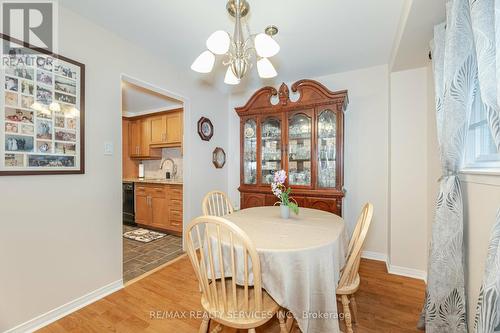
350, 295, 358, 324
341, 295, 353, 333
278, 309, 288, 333
209, 324, 222, 333
199, 314, 210, 333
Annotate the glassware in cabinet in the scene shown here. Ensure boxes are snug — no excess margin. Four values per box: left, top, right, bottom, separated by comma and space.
243, 119, 257, 184
261, 117, 282, 184
317, 109, 337, 188
288, 112, 312, 186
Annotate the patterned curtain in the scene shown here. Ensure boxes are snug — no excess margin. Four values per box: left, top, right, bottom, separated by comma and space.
470, 0, 500, 150
475, 210, 500, 333
422, 0, 478, 331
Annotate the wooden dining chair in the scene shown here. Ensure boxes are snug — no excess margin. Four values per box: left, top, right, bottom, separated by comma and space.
337, 203, 374, 333
202, 191, 234, 216
186, 216, 288, 333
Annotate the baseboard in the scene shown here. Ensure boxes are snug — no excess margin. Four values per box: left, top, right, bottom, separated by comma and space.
387, 264, 427, 282
361, 250, 388, 262
361, 251, 427, 282
5, 279, 123, 333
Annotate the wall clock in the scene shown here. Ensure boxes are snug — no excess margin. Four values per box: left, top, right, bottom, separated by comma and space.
212, 147, 226, 168
197, 117, 213, 141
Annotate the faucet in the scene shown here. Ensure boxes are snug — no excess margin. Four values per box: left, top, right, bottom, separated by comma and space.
160, 158, 177, 179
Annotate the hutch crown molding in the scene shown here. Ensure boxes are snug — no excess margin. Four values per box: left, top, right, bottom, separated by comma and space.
235, 79, 348, 215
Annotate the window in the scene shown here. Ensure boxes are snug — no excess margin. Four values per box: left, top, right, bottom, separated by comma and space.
463, 95, 500, 170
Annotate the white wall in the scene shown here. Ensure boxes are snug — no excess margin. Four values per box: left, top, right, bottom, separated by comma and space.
0, 6, 228, 332
462, 174, 500, 326
389, 68, 430, 276
228, 65, 391, 256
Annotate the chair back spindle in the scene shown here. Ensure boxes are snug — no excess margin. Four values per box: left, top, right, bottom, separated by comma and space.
202, 191, 234, 216
186, 216, 263, 317
339, 203, 374, 289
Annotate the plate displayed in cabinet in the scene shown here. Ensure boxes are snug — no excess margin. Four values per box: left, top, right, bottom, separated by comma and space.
244, 127, 255, 138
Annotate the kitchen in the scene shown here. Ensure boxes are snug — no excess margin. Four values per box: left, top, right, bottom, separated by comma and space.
121, 78, 184, 283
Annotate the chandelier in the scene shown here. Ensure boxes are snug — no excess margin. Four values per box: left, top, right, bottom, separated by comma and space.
190, 0, 280, 85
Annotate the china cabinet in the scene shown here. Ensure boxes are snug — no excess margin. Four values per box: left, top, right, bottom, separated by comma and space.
236, 80, 348, 215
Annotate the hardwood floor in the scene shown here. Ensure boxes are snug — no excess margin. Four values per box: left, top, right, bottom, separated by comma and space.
39, 257, 425, 333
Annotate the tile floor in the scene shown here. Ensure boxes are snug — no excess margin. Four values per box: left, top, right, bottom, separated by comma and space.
123, 225, 184, 282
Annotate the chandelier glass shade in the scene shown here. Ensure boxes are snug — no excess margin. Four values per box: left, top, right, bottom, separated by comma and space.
191, 0, 279, 85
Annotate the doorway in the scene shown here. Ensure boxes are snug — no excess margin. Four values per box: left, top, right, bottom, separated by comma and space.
120, 75, 186, 283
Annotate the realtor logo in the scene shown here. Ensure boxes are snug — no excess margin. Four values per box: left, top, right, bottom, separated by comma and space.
2, 1, 56, 53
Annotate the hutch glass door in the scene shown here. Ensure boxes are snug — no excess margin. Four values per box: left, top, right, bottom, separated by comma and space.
243, 118, 257, 184
317, 109, 337, 188
261, 117, 282, 184
288, 112, 312, 186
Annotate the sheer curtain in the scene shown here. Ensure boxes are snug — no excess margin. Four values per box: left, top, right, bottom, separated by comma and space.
422, 0, 477, 331
422, 0, 500, 331
474, 210, 500, 332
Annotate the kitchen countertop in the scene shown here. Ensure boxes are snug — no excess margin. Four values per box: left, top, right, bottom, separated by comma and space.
123, 178, 183, 185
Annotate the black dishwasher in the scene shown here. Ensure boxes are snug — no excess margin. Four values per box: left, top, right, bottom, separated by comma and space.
123, 182, 135, 225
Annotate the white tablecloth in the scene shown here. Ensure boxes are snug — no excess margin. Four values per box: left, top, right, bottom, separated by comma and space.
222, 206, 348, 333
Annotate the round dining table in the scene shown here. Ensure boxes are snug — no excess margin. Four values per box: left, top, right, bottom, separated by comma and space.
223, 206, 348, 333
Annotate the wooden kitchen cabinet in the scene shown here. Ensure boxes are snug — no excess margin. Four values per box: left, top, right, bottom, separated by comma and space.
165, 111, 182, 145
128, 118, 161, 159
135, 184, 183, 235
150, 115, 166, 145
134, 188, 150, 225
127, 109, 183, 157
150, 109, 183, 148
129, 119, 141, 158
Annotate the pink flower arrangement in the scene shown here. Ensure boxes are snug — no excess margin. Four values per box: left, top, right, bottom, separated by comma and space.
271, 169, 299, 214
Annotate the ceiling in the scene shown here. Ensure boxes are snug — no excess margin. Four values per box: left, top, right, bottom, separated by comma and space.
61, 0, 409, 90
391, 0, 446, 71
122, 81, 183, 116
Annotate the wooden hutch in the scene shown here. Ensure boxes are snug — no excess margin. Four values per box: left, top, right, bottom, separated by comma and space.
235, 79, 348, 216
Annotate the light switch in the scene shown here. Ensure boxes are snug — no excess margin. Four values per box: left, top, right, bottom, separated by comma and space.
104, 142, 114, 155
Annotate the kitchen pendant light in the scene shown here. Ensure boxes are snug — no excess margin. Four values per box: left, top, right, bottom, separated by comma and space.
191, 0, 280, 84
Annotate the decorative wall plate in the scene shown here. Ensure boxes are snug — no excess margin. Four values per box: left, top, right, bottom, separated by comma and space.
212, 147, 226, 168
197, 117, 213, 141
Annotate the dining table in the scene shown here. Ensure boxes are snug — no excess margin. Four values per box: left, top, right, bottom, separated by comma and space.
221, 206, 349, 333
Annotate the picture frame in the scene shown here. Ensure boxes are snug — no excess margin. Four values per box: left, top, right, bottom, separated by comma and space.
212, 147, 226, 168
0, 34, 85, 175
197, 116, 213, 141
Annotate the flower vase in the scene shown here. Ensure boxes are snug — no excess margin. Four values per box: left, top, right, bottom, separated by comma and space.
280, 204, 290, 219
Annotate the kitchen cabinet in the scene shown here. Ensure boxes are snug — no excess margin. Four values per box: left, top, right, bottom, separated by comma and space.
129, 119, 141, 158
128, 118, 161, 159
134, 183, 183, 234
150, 110, 183, 148
236, 80, 348, 216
